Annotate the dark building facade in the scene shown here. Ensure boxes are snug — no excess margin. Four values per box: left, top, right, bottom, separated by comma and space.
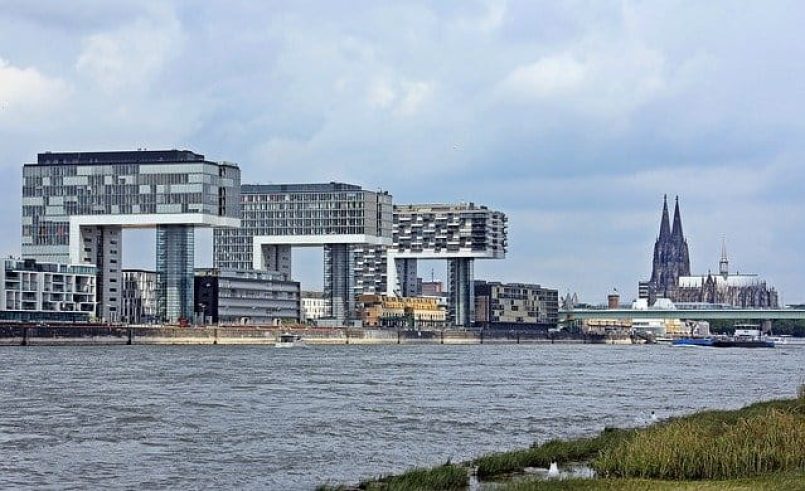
640, 195, 690, 303
474, 281, 558, 330
640, 197, 778, 308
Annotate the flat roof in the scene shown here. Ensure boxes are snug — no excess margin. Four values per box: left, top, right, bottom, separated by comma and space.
242, 182, 366, 194
28, 150, 238, 168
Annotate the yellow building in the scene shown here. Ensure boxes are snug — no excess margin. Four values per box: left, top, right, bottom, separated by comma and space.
358, 295, 446, 328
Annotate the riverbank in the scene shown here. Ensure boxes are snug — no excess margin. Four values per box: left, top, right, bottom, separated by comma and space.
320, 396, 804, 490
0, 325, 628, 346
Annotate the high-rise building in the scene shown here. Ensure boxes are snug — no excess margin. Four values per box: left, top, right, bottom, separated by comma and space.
354, 203, 508, 326
213, 183, 392, 323
22, 150, 241, 322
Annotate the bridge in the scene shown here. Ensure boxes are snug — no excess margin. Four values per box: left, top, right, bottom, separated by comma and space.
559, 308, 805, 321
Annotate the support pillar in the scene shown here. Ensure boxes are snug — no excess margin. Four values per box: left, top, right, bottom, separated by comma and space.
448, 258, 474, 327
324, 244, 354, 325
156, 225, 194, 324
396, 258, 419, 297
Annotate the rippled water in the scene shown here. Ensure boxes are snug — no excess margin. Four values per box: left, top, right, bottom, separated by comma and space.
1, 345, 803, 489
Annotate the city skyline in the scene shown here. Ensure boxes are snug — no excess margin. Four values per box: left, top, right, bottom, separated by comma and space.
2, 1, 804, 302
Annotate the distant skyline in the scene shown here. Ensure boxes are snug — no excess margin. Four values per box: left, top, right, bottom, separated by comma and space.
1, 1, 804, 303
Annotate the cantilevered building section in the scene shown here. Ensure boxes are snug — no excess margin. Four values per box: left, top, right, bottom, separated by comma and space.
214, 183, 392, 323
353, 203, 508, 327
22, 150, 241, 323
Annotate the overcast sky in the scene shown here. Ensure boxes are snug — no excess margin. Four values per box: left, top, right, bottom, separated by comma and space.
1, 1, 804, 303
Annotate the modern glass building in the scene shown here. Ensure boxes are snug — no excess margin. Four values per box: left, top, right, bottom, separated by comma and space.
22, 150, 241, 322
214, 183, 392, 323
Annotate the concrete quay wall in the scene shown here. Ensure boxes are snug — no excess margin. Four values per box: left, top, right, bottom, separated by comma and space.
0, 325, 600, 346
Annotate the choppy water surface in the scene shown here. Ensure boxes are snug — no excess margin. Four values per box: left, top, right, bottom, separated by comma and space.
1, 345, 803, 489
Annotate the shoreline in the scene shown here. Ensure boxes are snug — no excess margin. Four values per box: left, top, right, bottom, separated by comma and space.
0, 325, 632, 346
319, 395, 805, 490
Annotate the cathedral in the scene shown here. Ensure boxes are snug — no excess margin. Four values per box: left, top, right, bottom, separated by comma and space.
639, 196, 778, 308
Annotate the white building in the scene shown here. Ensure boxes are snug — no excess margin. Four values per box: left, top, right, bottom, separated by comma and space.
301, 291, 327, 323
0, 258, 96, 322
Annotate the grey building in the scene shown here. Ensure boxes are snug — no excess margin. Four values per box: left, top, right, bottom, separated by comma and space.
474, 281, 559, 330
22, 150, 240, 323
354, 203, 508, 326
213, 183, 392, 323
121, 269, 157, 324
1, 258, 96, 322
194, 268, 300, 325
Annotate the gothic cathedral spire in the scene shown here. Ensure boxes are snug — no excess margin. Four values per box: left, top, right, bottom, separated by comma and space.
659, 194, 671, 239
671, 195, 684, 240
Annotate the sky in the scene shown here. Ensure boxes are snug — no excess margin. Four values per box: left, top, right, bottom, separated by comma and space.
1, 0, 804, 303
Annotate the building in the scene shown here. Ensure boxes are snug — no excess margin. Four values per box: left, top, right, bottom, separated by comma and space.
639, 195, 690, 303
121, 269, 157, 324
194, 269, 300, 325
0, 258, 96, 322
354, 203, 508, 327
421, 281, 445, 297
22, 150, 240, 323
673, 241, 778, 308
639, 197, 778, 308
473, 281, 558, 330
213, 183, 392, 323
358, 294, 446, 328
301, 291, 327, 323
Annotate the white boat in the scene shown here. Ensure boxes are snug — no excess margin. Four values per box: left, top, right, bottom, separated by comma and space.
275, 333, 305, 348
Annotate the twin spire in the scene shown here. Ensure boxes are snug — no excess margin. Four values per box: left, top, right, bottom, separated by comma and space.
659, 195, 684, 240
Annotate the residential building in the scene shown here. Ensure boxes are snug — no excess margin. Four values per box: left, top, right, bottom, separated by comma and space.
0, 258, 96, 322
22, 150, 240, 323
121, 269, 157, 324
213, 183, 392, 323
474, 281, 558, 329
358, 294, 446, 328
194, 268, 300, 325
301, 291, 327, 323
354, 203, 508, 327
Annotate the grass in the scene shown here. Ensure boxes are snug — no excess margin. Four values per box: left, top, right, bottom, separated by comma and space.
498, 473, 805, 491
473, 427, 635, 480
319, 397, 805, 489
593, 398, 805, 480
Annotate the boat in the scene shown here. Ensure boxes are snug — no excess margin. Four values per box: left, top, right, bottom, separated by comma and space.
275, 333, 305, 348
672, 338, 715, 347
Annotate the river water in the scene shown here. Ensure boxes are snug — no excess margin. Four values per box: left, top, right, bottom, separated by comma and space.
1, 345, 802, 490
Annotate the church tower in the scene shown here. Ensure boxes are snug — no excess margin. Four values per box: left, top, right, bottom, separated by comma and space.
648, 196, 691, 300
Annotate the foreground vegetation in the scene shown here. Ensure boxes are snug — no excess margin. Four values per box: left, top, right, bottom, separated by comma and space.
320, 396, 804, 490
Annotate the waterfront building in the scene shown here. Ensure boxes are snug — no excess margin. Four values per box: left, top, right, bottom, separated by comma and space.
639, 197, 778, 308
213, 183, 392, 323
194, 268, 300, 325
0, 257, 96, 322
354, 203, 508, 327
421, 280, 445, 297
301, 291, 327, 323
22, 150, 240, 323
473, 281, 558, 330
357, 294, 446, 328
121, 269, 158, 324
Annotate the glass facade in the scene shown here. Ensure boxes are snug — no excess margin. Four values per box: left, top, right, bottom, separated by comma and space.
156, 225, 194, 323
21, 150, 241, 322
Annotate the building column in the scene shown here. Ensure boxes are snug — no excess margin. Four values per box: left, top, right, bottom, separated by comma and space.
449, 258, 474, 327
396, 258, 419, 297
259, 244, 292, 276
80, 225, 122, 322
156, 225, 194, 323
324, 244, 354, 324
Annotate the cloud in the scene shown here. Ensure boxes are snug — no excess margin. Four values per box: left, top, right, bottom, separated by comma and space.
0, 58, 69, 122
75, 7, 183, 93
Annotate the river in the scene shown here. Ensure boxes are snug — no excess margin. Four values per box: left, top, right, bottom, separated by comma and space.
1, 344, 802, 489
